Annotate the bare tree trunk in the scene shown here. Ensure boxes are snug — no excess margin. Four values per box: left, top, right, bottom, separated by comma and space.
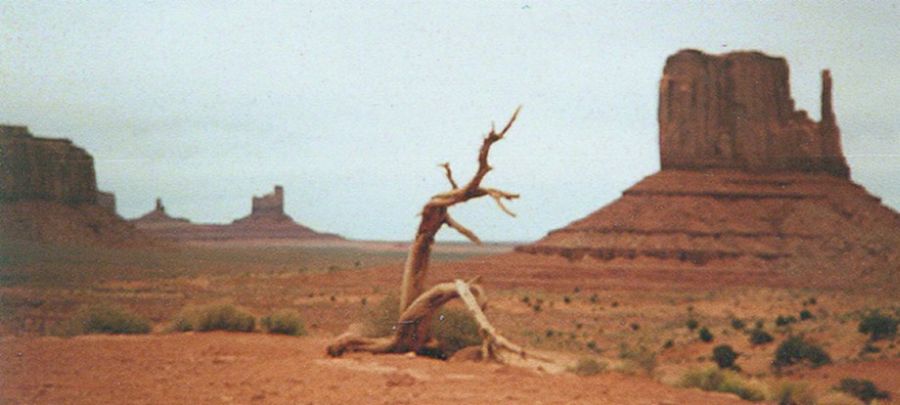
327, 108, 569, 372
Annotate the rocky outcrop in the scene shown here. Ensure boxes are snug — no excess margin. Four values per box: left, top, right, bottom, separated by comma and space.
96, 191, 117, 213
132, 198, 191, 224
1, 126, 98, 204
520, 50, 897, 277
658, 50, 849, 177
131, 186, 342, 241
0, 126, 147, 245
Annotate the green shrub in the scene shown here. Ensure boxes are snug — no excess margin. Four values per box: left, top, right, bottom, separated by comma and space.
261, 309, 306, 336
712, 345, 738, 369
799, 310, 813, 321
749, 328, 775, 346
776, 315, 798, 327
362, 294, 400, 337
56, 304, 151, 336
773, 336, 831, 369
678, 368, 766, 401
572, 358, 605, 376
773, 381, 817, 405
699, 327, 714, 342
858, 311, 898, 341
686, 318, 699, 330
731, 318, 746, 330
171, 304, 255, 332
431, 308, 481, 358
835, 378, 889, 404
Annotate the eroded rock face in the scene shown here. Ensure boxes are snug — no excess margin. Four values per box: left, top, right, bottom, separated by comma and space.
0, 126, 147, 245
0, 126, 98, 204
519, 50, 897, 277
658, 50, 849, 177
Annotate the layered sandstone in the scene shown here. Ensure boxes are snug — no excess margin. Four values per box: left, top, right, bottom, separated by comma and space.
519, 50, 898, 277
1, 126, 98, 204
0, 126, 146, 245
659, 50, 849, 177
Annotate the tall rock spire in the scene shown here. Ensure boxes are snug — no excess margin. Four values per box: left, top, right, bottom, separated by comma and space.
819, 70, 850, 177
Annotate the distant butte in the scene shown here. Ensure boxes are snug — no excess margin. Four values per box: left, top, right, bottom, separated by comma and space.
130, 186, 342, 242
518, 50, 898, 277
0, 125, 146, 245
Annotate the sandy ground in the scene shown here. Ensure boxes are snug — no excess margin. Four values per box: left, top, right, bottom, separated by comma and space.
0, 333, 750, 405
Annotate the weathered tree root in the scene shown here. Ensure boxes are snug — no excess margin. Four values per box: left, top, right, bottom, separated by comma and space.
326, 108, 570, 373
327, 278, 570, 373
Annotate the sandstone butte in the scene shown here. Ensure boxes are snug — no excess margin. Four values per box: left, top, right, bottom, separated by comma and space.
518, 50, 899, 280
130, 186, 342, 242
0, 126, 142, 245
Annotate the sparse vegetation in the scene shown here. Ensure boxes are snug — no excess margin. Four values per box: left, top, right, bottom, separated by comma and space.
731, 318, 746, 330
698, 327, 714, 342
776, 315, 798, 327
362, 294, 400, 337
170, 304, 256, 332
618, 344, 657, 375
686, 318, 699, 330
261, 309, 306, 336
678, 367, 766, 401
54, 303, 151, 336
857, 311, 898, 341
773, 336, 831, 369
799, 309, 813, 321
749, 328, 775, 346
772, 381, 817, 405
712, 345, 738, 369
571, 358, 605, 376
431, 308, 481, 358
835, 378, 889, 404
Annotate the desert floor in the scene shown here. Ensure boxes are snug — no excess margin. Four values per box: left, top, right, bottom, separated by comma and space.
0, 240, 897, 404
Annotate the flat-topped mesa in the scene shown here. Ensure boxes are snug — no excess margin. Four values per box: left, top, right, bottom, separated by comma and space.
658, 50, 850, 177
0, 125, 98, 204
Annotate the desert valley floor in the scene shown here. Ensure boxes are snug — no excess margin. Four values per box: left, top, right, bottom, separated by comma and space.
1, 240, 897, 404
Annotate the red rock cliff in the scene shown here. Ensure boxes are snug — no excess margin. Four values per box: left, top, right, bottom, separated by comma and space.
658, 50, 849, 177
1, 126, 99, 204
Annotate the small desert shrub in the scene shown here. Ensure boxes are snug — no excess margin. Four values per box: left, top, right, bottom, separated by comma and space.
698, 327, 714, 342
857, 311, 898, 341
662, 339, 675, 349
835, 378, 889, 404
362, 294, 400, 337
572, 358, 605, 376
776, 315, 798, 327
261, 309, 306, 336
772, 381, 817, 405
799, 309, 814, 321
817, 392, 866, 405
678, 367, 766, 401
773, 336, 831, 369
686, 318, 699, 330
618, 344, 657, 375
749, 328, 775, 346
431, 308, 481, 358
55, 304, 151, 336
731, 318, 746, 330
171, 304, 255, 332
712, 345, 738, 369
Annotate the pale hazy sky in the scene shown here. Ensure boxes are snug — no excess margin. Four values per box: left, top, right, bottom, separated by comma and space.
1, 1, 897, 241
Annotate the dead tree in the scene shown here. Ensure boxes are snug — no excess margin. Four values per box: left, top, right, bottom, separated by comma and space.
327, 107, 569, 373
